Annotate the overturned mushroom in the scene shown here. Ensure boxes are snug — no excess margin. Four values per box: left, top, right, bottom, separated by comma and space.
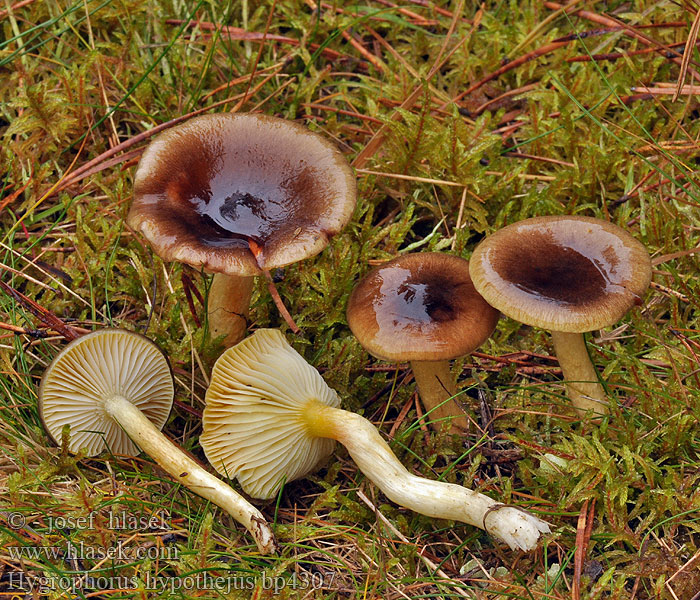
128, 113, 356, 346
39, 329, 276, 554
201, 329, 550, 551
346, 253, 499, 433
469, 215, 652, 416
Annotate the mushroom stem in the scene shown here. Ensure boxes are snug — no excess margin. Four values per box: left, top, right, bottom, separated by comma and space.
103, 395, 277, 554
303, 401, 550, 551
410, 360, 470, 434
550, 330, 607, 416
208, 273, 254, 348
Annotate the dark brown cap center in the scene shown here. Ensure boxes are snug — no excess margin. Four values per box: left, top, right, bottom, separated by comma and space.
469, 215, 653, 332
128, 113, 357, 275
394, 278, 458, 325
501, 238, 610, 306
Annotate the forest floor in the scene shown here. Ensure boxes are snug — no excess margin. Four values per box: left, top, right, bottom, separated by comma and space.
1, 1, 699, 598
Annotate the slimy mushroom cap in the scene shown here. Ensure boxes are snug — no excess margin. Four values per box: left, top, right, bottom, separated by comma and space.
346, 253, 499, 362
469, 216, 652, 333
127, 113, 357, 276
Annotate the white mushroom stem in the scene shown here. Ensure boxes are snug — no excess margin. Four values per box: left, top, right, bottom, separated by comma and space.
410, 360, 469, 434
550, 331, 607, 416
103, 395, 276, 554
208, 273, 254, 348
303, 400, 550, 551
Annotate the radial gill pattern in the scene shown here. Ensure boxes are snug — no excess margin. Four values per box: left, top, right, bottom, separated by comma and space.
201, 329, 339, 500
39, 330, 174, 457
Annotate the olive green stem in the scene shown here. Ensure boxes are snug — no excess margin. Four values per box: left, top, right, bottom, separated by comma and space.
304, 402, 549, 551
103, 396, 277, 554
410, 360, 469, 434
208, 273, 254, 348
550, 330, 607, 416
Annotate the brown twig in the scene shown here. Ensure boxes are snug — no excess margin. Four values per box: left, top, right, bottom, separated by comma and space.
0, 321, 47, 337
0, 280, 88, 340
352, 0, 472, 168
260, 269, 300, 334
0, 0, 37, 20
168, 19, 368, 67
573, 498, 596, 600
567, 40, 690, 63
247, 240, 300, 334
674, 7, 700, 101
180, 273, 202, 328
479, 45, 569, 102
0, 176, 32, 214
544, 2, 700, 80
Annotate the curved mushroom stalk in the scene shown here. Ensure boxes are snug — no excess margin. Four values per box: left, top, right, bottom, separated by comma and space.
304, 401, 550, 551
202, 329, 550, 551
103, 396, 275, 553
39, 329, 277, 555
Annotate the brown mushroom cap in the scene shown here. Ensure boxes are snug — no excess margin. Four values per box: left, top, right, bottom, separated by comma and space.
469, 215, 652, 333
346, 253, 500, 362
127, 113, 356, 276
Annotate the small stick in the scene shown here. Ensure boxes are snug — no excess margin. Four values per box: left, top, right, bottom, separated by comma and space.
248, 240, 300, 334
356, 489, 473, 599
261, 270, 300, 334
0, 280, 87, 340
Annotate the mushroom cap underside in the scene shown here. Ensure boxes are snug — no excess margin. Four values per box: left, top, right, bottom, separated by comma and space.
346, 253, 500, 362
128, 113, 356, 276
201, 328, 339, 500
469, 215, 652, 332
39, 329, 174, 457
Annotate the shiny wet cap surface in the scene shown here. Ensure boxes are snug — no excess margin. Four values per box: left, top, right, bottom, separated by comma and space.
469, 216, 652, 332
346, 253, 499, 362
128, 113, 356, 276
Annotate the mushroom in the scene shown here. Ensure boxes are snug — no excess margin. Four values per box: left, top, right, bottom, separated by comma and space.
469, 215, 652, 416
346, 253, 499, 433
200, 329, 550, 551
127, 113, 356, 346
39, 329, 276, 554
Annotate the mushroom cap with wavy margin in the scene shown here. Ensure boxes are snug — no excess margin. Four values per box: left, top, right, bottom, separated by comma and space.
39, 329, 174, 457
201, 329, 339, 500
469, 216, 652, 333
127, 113, 357, 276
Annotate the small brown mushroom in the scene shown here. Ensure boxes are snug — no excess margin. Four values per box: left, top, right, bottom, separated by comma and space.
346, 253, 499, 433
128, 113, 356, 346
469, 215, 652, 416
